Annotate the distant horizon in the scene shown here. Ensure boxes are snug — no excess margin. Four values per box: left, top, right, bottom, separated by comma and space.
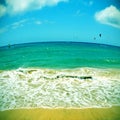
1, 41, 120, 48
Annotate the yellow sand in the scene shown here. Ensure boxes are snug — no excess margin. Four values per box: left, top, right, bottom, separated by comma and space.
0, 106, 120, 120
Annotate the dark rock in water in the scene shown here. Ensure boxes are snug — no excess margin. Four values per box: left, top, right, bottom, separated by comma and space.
56, 75, 92, 80
79, 76, 92, 79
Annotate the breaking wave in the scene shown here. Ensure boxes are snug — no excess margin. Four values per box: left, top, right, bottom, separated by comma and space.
0, 67, 120, 111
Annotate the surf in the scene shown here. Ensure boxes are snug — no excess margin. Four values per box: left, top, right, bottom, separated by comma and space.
0, 67, 120, 111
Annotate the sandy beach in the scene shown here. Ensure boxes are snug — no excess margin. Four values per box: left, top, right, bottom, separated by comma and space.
0, 106, 120, 120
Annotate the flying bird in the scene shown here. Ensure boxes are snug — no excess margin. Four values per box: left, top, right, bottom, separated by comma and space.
99, 34, 101, 37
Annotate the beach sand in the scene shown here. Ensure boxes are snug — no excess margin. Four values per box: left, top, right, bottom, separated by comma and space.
0, 106, 120, 120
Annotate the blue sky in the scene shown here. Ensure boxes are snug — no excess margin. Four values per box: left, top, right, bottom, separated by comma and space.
0, 0, 120, 46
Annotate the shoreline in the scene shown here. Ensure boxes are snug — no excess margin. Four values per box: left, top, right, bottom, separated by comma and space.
0, 66, 120, 72
0, 105, 117, 112
0, 106, 120, 120
1, 66, 119, 72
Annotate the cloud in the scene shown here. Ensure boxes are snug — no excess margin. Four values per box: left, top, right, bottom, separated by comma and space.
35, 20, 42, 25
95, 5, 120, 29
0, 0, 68, 17
74, 10, 85, 17
11, 19, 27, 29
0, 19, 28, 34
44, 20, 55, 24
0, 4, 6, 17
0, 18, 54, 34
82, 0, 93, 6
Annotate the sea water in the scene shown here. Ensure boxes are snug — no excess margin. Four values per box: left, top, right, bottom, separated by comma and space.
0, 42, 120, 111
0, 42, 120, 70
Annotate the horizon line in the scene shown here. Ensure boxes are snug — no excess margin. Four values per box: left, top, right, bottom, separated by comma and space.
0, 41, 120, 48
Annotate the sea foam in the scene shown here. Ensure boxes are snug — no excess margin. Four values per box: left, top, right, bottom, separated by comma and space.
0, 67, 120, 111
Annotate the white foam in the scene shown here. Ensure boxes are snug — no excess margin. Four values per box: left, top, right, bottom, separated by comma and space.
0, 67, 120, 111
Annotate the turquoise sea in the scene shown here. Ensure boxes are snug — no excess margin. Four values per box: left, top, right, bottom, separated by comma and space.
0, 42, 120, 111
0, 42, 120, 70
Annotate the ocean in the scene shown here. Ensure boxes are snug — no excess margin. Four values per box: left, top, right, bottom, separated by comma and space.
0, 42, 120, 70
0, 42, 120, 111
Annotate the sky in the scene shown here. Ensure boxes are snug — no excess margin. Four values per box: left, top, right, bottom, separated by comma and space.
0, 0, 120, 47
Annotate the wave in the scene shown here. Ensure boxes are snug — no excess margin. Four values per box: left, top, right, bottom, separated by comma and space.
0, 67, 120, 111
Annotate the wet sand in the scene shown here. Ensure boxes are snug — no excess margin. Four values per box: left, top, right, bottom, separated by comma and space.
0, 106, 120, 120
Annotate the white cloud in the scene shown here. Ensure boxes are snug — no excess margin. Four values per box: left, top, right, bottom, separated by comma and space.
35, 19, 55, 25
0, 19, 28, 34
0, 0, 68, 17
0, 18, 55, 34
11, 19, 27, 29
74, 10, 85, 17
0, 4, 6, 17
95, 5, 120, 29
35, 20, 42, 25
83, 0, 93, 6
